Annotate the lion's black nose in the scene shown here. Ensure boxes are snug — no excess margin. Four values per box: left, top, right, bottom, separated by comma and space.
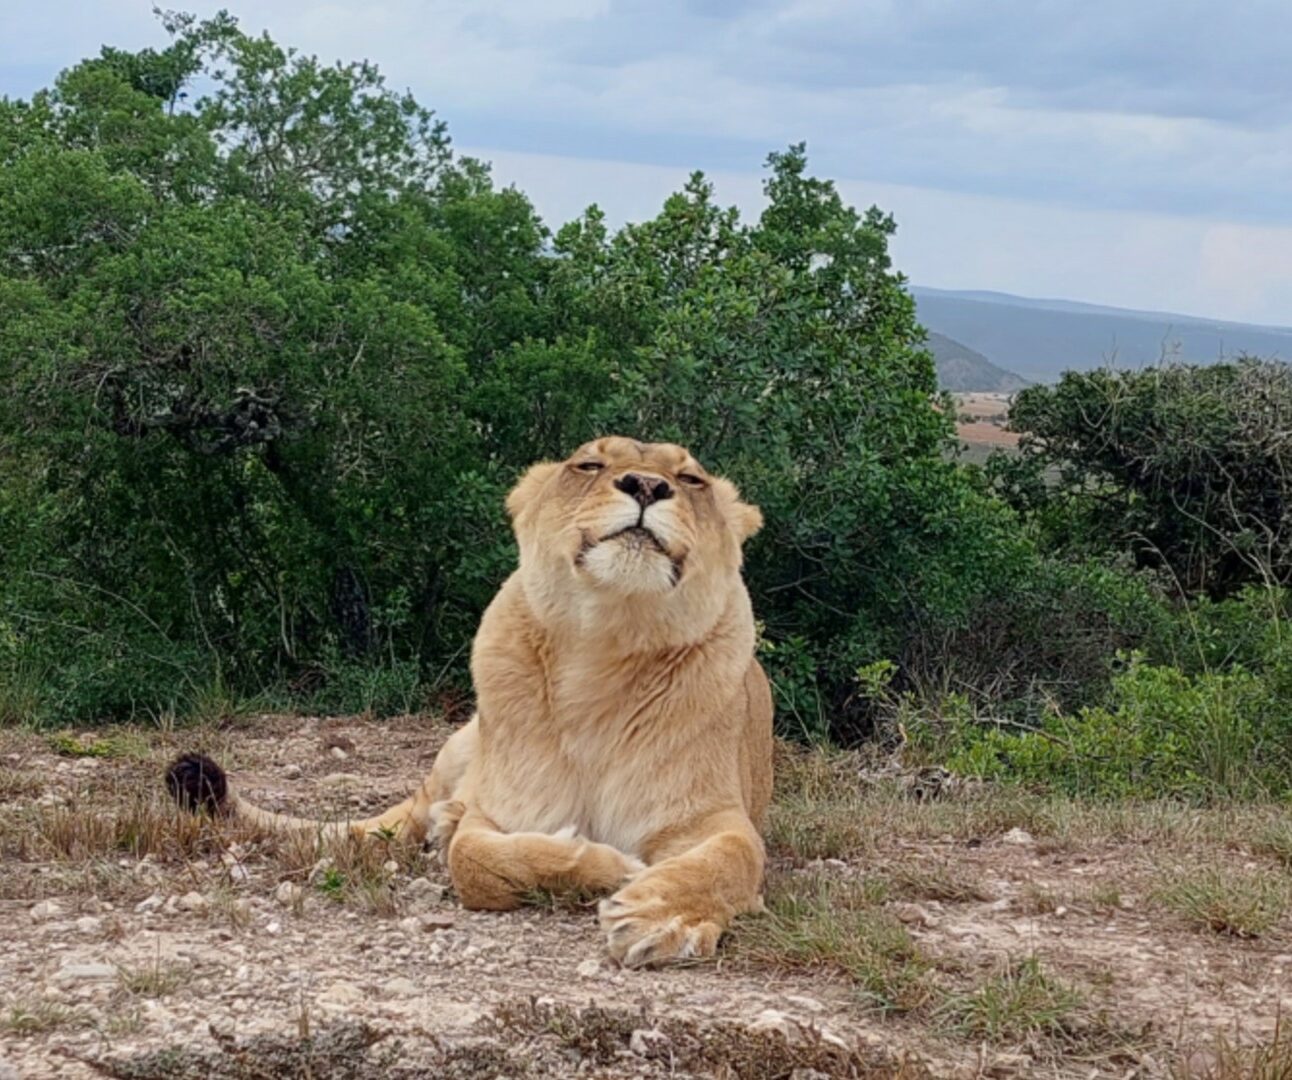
615, 472, 673, 508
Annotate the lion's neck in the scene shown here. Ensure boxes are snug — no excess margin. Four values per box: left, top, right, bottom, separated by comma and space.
515, 566, 746, 655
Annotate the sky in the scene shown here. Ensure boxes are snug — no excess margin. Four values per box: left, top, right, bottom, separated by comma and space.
3, 1, 1291, 326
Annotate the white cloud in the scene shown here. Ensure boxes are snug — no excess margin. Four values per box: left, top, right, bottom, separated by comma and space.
3, 1, 1290, 322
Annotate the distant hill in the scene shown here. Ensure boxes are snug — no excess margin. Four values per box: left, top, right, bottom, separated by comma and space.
926, 332, 1030, 392
913, 287, 1292, 384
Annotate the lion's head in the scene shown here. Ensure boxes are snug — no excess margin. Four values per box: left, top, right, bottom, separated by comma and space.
505, 438, 761, 622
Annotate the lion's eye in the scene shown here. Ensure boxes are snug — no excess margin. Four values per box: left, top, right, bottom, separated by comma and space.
576, 461, 604, 473
678, 473, 706, 488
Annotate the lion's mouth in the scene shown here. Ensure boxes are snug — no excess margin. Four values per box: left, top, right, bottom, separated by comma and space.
601, 524, 667, 554
575, 526, 685, 585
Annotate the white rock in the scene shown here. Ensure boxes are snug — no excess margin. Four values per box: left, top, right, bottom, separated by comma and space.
54, 962, 116, 983
576, 958, 602, 979
398, 917, 422, 935
274, 882, 303, 906
30, 900, 63, 922
176, 891, 209, 913
318, 981, 365, 1007
382, 976, 418, 997
330, 746, 349, 761
751, 1009, 801, 1041
320, 772, 361, 786
135, 894, 164, 914
785, 994, 826, 1013
406, 877, 446, 905
629, 1028, 669, 1056
283, 764, 303, 779
1000, 827, 1035, 846
75, 916, 103, 935
382, 859, 399, 875
265, 920, 282, 935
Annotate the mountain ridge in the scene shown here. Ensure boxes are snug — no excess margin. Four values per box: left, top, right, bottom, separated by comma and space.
911, 286, 1292, 383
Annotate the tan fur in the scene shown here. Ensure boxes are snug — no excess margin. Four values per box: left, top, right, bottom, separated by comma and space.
210, 436, 773, 966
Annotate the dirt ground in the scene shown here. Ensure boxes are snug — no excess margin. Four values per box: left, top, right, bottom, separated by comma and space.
1, 715, 1289, 1078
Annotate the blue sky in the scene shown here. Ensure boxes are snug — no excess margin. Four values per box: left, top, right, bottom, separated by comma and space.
3, 1, 1290, 324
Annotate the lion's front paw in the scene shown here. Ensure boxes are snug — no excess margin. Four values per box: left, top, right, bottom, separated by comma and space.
598, 887, 722, 968
428, 799, 466, 855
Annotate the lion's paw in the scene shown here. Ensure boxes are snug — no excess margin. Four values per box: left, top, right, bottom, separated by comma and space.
428, 799, 466, 856
599, 891, 722, 968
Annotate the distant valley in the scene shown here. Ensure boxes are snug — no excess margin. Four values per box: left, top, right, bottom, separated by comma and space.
916, 286, 1292, 389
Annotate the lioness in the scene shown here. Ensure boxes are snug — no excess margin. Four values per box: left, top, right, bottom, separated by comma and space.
168, 437, 772, 966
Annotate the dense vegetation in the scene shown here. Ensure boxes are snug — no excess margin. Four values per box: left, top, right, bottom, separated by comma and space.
2, 14, 1289, 801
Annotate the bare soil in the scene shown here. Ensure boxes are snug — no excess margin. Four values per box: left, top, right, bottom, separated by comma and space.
1, 716, 1289, 1078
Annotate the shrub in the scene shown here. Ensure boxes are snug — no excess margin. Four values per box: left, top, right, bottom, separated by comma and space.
1001, 360, 1292, 599
924, 650, 1292, 800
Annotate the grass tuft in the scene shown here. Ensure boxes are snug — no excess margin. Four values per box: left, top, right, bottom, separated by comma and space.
732, 871, 932, 1013
1151, 866, 1289, 938
936, 956, 1084, 1046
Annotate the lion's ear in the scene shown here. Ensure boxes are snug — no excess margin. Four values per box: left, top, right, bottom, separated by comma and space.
713, 477, 763, 543
506, 462, 560, 521
732, 501, 763, 543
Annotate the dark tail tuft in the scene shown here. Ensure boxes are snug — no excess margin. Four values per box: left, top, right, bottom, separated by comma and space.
165, 752, 229, 815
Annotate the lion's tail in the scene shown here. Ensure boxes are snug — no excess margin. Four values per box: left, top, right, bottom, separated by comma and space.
164, 753, 428, 842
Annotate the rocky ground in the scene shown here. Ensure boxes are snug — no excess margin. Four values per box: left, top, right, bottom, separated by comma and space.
1, 715, 1290, 1078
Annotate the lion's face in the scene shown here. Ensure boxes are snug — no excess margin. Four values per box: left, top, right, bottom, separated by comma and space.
506, 437, 762, 598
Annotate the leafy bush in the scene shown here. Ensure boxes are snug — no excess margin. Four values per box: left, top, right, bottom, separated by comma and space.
923, 647, 1292, 800
999, 360, 1292, 598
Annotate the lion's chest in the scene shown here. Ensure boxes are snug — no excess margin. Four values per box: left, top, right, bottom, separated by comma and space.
475, 661, 700, 854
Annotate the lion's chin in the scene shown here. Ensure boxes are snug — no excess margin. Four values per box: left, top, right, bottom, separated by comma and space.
575, 535, 682, 595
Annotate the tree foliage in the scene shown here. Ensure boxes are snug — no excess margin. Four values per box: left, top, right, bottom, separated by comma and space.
997, 361, 1292, 598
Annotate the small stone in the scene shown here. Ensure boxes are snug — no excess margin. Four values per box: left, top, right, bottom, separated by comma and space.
406, 877, 445, 903
283, 764, 303, 780
75, 916, 103, 935
576, 958, 602, 978
330, 746, 349, 761
30, 900, 63, 922
320, 772, 361, 786
751, 1009, 801, 1042
176, 891, 209, 913
54, 962, 116, 983
629, 1028, 669, 1057
382, 976, 418, 997
417, 913, 456, 932
135, 894, 164, 914
890, 902, 936, 928
382, 859, 399, 875
274, 882, 302, 906
265, 920, 282, 935
1000, 827, 1035, 846
398, 916, 422, 934
785, 994, 825, 1013
318, 981, 364, 1007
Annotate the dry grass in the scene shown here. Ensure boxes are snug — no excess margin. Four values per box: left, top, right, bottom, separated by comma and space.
1171, 1020, 1292, 1080
1, 998, 90, 1036
1255, 821, 1292, 869
1151, 865, 1290, 938
882, 860, 994, 904
490, 998, 930, 1079
116, 944, 183, 999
